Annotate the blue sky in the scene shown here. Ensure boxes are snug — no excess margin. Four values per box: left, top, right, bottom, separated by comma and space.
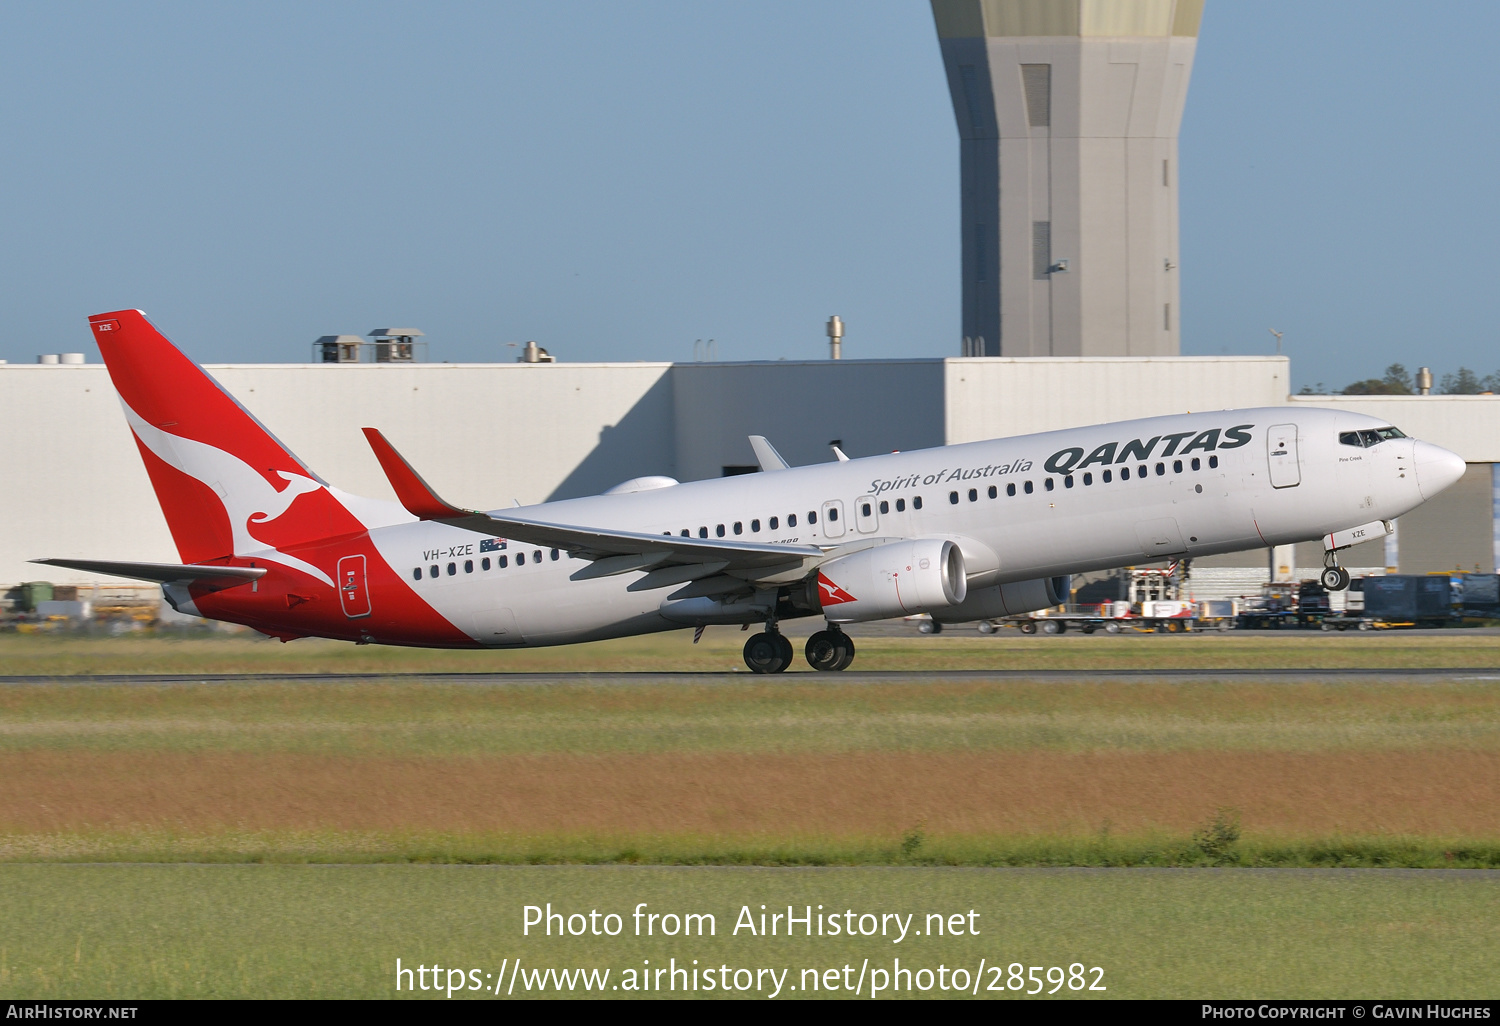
2, 1, 1496, 390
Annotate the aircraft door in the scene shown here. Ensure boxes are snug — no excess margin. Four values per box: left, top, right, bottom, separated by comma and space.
854, 495, 879, 534
821, 500, 846, 538
337, 554, 372, 618
1268, 424, 1301, 488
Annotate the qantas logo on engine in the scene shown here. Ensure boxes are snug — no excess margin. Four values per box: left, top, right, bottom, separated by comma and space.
816, 572, 857, 606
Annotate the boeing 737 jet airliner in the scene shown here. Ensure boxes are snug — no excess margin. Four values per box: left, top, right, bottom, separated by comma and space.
37, 310, 1466, 672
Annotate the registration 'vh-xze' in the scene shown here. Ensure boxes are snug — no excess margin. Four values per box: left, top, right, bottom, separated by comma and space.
38, 310, 1467, 673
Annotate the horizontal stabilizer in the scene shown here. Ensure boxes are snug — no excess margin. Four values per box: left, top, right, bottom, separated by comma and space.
362, 428, 469, 520
30, 558, 266, 588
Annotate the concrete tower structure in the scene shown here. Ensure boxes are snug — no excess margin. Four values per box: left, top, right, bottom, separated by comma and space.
932, 0, 1202, 356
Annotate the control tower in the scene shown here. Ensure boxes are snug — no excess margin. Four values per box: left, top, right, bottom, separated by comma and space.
931, 0, 1202, 357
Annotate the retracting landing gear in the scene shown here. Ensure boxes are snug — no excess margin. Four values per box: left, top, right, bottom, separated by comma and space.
805, 625, 856, 672
743, 624, 795, 674
1320, 551, 1351, 591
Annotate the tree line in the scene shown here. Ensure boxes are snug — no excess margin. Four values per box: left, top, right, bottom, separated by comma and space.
1298, 364, 1500, 396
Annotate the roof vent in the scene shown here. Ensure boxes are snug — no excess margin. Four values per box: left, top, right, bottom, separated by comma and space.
315, 335, 364, 363
368, 328, 425, 363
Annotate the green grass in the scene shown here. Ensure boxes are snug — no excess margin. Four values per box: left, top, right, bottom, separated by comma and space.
5, 829, 1500, 870
1, 865, 1496, 999
3, 628, 1499, 675
3, 677, 1500, 755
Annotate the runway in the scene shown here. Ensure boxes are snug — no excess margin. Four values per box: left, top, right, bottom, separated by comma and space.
3, 667, 1499, 685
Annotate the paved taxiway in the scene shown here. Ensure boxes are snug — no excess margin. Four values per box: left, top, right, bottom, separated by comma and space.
3, 667, 1498, 685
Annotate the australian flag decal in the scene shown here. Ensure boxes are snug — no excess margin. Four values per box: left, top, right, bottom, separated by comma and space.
479, 538, 508, 553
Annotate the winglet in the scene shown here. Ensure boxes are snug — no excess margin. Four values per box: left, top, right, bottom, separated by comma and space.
748, 435, 789, 472
361, 428, 470, 520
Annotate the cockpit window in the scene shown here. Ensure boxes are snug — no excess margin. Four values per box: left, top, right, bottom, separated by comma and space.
1339, 426, 1407, 448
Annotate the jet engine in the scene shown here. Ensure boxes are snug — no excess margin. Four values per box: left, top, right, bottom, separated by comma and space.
814, 538, 967, 623
934, 575, 1070, 623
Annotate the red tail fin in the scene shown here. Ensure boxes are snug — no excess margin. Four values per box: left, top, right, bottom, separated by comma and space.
88, 310, 339, 569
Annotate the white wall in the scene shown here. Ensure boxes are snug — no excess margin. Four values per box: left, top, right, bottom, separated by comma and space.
943, 355, 1289, 443
7, 355, 1498, 587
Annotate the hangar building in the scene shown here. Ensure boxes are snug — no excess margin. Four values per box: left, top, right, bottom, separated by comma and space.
3, 354, 1498, 601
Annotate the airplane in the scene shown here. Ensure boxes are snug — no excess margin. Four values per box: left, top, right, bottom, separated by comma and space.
36, 309, 1467, 673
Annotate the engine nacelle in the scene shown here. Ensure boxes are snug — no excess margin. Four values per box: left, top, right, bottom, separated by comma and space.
934, 575, 1070, 623
815, 538, 967, 623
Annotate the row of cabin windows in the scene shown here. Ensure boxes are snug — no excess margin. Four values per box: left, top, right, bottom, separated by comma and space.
947, 455, 1219, 504
412, 547, 560, 581
668, 495, 927, 540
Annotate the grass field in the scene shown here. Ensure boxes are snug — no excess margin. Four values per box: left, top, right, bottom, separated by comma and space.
2, 865, 1497, 999
3, 626, 1500, 675
1, 633, 1497, 866
2, 634, 1497, 999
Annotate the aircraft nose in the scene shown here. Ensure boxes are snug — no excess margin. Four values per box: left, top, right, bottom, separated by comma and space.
1413, 440, 1466, 500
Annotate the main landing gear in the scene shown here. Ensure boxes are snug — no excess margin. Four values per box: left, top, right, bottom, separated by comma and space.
741, 624, 857, 673
742, 627, 795, 674
1320, 551, 1352, 591
805, 626, 856, 672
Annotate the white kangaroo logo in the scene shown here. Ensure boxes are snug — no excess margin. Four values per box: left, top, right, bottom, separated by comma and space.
122, 403, 335, 586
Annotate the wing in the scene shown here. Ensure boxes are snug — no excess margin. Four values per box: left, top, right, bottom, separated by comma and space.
30, 558, 265, 590
362, 428, 823, 587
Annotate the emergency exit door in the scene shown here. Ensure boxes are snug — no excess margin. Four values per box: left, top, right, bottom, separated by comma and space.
337, 554, 371, 618
1267, 423, 1301, 488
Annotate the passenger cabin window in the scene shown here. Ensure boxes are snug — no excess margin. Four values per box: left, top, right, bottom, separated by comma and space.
1121, 467, 1131, 480
1007, 483, 1016, 496
1024, 481, 1034, 494
482, 557, 491, 570
1173, 460, 1183, 473
789, 513, 799, 527
862, 502, 872, 516
516, 553, 524, 566
913, 496, 923, 509
447, 562, 457, 575
1155, 463, 1165, 476
533, 550, 542, 563
429, 565, 439, 578
464, 560, 473, 573
808, 511, 817, 524
1209, 456, 1219, 469
987, 485, 997, 499
1064, 475, 1074, 488
968, 489, 978, 502
499, 555, 508, 568
551, 549, 560, 561
1045, 478, 1054, 491
1103, 469, 1112, 483
716, 524, 725, 537
751, 519, 761, 532
699, 527, 708, 538
1191, 458, 1201, 470
949, 491, 959, 504
1083, 472, 1093, 485
411, 568, 421, 581
733, 522, 743, 535
879, 500, 889, 514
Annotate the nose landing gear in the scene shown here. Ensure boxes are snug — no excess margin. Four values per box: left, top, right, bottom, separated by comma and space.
743, 625, 795, 674
805, 626, 856, 672
1320, 553, 1352, 591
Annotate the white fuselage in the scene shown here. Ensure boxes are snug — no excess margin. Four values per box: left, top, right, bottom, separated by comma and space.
347, 406, 1458, 646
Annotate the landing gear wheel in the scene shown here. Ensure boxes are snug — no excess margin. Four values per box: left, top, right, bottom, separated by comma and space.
977, 620, 997, 635
775, 631, 794, 667
805, 630, 847, 672
917, 619, 942, 634
1320, 566, 1351, 591
832, 632, 856, 671
1019, 621, 1038, 635
1040, 620, 1064, 635
743, 631, 791, 674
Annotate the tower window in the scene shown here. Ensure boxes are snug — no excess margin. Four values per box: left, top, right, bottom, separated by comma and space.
1021, 63, 1051, 127
1033, 221, 1053, 281
1164, 303, 1172, 331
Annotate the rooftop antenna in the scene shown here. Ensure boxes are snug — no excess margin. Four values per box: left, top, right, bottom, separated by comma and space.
826, 316, 844, 360
1268, 328, 1284, 355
